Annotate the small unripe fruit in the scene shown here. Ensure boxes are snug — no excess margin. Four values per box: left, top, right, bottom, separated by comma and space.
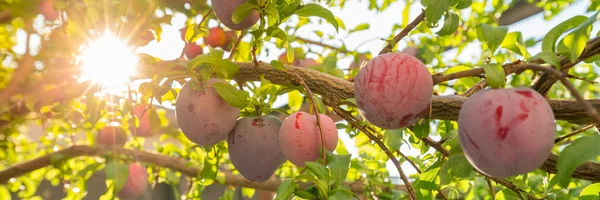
279, 112, 338, 167
118, 163, 149, 199
211, 0, 259, 30
175, 79, 240, 146
130, 104, 153, 137
354, 52, 433, 129
228, 115, 287, 182
40, 0, 59, 21
97, 125, 127, 147
458, 87, 555, 178
185, 43, 203, 59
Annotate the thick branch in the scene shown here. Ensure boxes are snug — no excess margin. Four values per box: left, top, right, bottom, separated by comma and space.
0, 145, 406, 193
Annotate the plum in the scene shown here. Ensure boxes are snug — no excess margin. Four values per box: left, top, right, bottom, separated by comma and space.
353, 52, 433, 129
130, 104, 153, 137
279, 111, 338, 167
458, 87, 555, 178
204, 27, 228, 49
97, 125, 127, 147
185, 43, 203, 59
118, 162, 149, 199
228, 115, 287, 182
211, 0, 259, 30
298, 59, 319, 67
278, 52, 299, 66
39, 0, 59, 21
175, 79, 240, 146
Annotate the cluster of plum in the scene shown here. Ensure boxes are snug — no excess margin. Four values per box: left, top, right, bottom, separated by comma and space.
180, 27, 238, 59
353, 52, 556, 178
174, 79, 339, 182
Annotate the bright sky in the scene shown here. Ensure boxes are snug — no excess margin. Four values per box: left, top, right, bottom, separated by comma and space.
11, 0, 600, 184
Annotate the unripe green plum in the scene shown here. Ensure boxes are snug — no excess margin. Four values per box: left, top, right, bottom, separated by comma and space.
97, 125, 127, 147
117, 162, 149, 199
279, 112, 338, 167
353, 52, 433, 129
211, 0, 259, 30
185, 43, 203, 59
175, 79, 240, 146
458, 87, 555, 178
40, 0, 59, 21
228, 115, 287, 182
130, 104, 153, 137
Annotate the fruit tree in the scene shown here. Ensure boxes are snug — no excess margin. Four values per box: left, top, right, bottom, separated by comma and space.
1, 0, 600, 199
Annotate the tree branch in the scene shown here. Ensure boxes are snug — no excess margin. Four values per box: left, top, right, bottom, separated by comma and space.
0, 145, 406, 193
295, 37, 352, 54
378, 10, 425, 55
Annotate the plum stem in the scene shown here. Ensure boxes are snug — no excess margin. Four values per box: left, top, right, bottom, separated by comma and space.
228, 30, 246, 61
486, 177, 496, 199
554, 124, 596, 144
292, 73, 327, 165
332, 107, 417, 200
523, 64, 600, 127
378, 10, 425, 55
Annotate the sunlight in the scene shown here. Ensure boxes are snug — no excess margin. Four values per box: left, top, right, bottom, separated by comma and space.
78, 32, 139, 87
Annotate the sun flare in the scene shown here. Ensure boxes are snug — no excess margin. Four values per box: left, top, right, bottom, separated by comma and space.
79, 32, 139, 87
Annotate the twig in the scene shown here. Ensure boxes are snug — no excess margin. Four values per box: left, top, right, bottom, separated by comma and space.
396, 150, 421, 174
378, 10, 425, 55
566, 74, 598, 84
522, 64, 600, 126
228, 30, 245, 61
555, 124, 596, 144
461, 79, 488, 97
295, 37, 351, 54
197, 8, 213, 28
333, 107, 417, 200
486, 177, 496, 199
292, 73, 327, 165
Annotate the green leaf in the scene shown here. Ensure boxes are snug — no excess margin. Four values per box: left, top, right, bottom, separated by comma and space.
105, 161, 129, 193
424, 0, 450, 26
529, 51, 561, 69
295, 187, 318, 200
436, 12, 459, 36
482, 63, 506, 88
580, 183, 600, 200
0, 186, 10, 200
542, 15, 587, 53
326, 151, 351, 186
287, 90, 303, 111
443, 66, 481, 88
305, 161, 330, 181
328, 189, 354, 200
453, 0, 473, 9
274, 179, 297, 200
439, 154, 473, 185
231, 3, 259, 24
211, 82, 250, 108
76, 162, 102, 177
554, 135, 600, 187
557, 10, 598, 62
213, 60, 240, 79
270, 60, 285, 71
295, 4, 339, 32
201, 154, 218, 185
412, 118, 430, 138
496, 189, 521, 200
349, 23, 370, 33
501, 32, 530, 58
477, 24, 509, 53
384, 129, 403, 152
50, 154, 66, 166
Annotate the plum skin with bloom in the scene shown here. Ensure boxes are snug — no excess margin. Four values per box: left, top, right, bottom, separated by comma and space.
458, 87, 556, 178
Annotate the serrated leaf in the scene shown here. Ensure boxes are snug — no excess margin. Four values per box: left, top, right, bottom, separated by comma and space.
436, 12, 459, 36
211, 82, 250, 108
554, 135, 600, 188
439, 154, 473, 185
580, 183, 600, 200
542, 15, 587, 53
274, 179, 297, 200
295, 4, 339, 32
384, 129, 403, 152
529, 51, 561, 69
482, 63, 506, 88
478, 24, 508, 53
326, 151, 351, 186
287, 90, 303, 111
231, 3, 259, 24
305, 162, 330, 181
105, 161, 129, 193
425, 0, 450, 27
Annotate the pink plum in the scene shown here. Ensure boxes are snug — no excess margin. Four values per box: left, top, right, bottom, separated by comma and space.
118, 163, 149, 199
279, 112, 338, 167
